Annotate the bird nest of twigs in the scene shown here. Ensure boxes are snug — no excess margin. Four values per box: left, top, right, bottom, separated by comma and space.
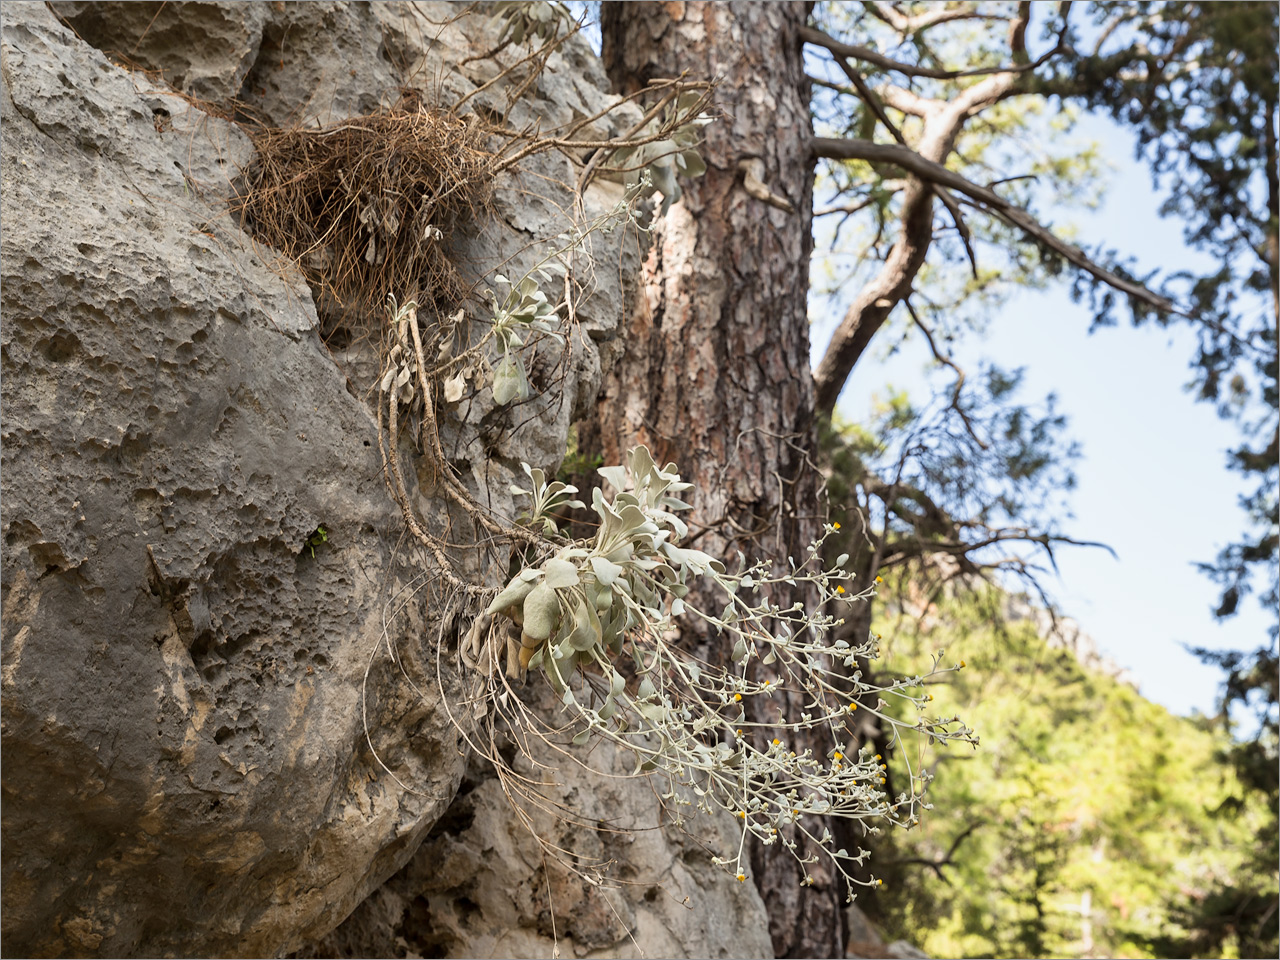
238, 99, 494, 315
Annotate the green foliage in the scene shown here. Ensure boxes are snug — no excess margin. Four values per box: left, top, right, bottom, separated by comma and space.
1030, 10, 1280, 946
1147, 642, 1280, 959
303, 525, 329, 559
558, 423, 604, 481
865, 583, 1271, 959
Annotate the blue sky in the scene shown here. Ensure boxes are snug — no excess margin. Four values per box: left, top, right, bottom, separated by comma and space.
812, 112, 1272, 719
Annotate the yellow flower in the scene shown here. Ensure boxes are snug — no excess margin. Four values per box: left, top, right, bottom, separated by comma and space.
833, 521, 841, 530
877, 879, 883, 887
733, 693, 742, 702
737, 873, 747, 882
848, 702, 858, 712
836, 585, 846, 594
772, 738, 781, 746
875, 576, 883, 584
960, 659, 966, 668
833, 751, 843, 760
737, 811, 746, 819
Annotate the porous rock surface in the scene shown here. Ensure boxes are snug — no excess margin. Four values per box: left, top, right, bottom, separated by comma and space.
0, 2, 756, 957
303, 684, 775, 960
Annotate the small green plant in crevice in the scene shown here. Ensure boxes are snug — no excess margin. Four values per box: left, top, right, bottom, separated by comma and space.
463, 445, 976, 901
488, 272, 564, 406
303, 525, 329, 559
559, 424, 605, 482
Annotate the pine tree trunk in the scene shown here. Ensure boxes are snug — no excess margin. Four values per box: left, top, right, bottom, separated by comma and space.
596, 4, 844, 956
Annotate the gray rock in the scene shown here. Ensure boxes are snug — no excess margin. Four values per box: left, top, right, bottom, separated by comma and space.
1, 1, 759, 957
845, 902, 888, 958
48, 1, 267, 103
1, 5, 468, 956
303, 685, 776, 960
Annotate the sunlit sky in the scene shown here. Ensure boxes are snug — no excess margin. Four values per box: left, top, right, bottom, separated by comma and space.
811, 112, 1273, 719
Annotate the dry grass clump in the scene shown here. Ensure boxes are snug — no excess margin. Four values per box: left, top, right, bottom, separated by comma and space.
239, 99, 494, 314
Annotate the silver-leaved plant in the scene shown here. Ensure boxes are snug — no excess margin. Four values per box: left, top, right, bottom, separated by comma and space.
477, 446, 977, 899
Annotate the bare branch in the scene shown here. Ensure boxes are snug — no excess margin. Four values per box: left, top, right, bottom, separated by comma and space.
890, 819, 985, 882
810, 9, 1033, 416
801, 23, 1053, 81
808, 74, 857, 97
812, 137, 1181, 317
934, 186, 979, 277
815, 197, 877, 218
901, 296, 986, 449
831, 51, 913, 145
883, 527, 1115, 569
864, 1, 1006, 35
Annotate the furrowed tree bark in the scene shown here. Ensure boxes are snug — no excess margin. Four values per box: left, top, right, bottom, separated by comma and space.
595, 3, 840, 956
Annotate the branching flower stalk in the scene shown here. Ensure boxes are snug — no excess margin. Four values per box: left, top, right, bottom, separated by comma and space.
474, 446, 978, 900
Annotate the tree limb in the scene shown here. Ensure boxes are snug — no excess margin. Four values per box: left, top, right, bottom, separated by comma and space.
809, 8, 1032, 415
800, 22, 1052, 81
881, 528, 1115, 570
812, 136, 1181, 317
815, 196, 877, 218
901, 296, 986, 447
864, 1, 1005, 36
890, 819, 986, 882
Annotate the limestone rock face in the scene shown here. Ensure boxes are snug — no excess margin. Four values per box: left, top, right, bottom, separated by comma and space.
0, 2, 628, 956
1, 4, 463, 956
303, 689, 775, 960
1, 2, 770, 957
48, 0, 267, 102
